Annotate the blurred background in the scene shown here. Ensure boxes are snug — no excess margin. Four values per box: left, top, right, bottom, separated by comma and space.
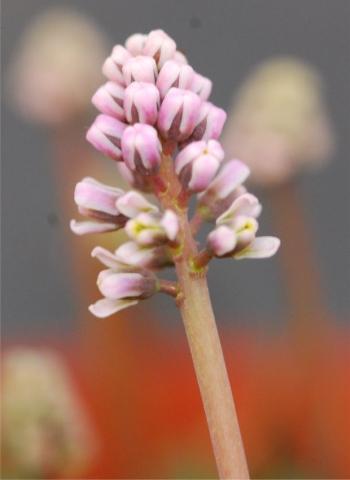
1, 1, 349, 478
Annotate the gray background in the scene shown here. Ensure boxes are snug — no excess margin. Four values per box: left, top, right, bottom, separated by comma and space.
2, 0, 349, 338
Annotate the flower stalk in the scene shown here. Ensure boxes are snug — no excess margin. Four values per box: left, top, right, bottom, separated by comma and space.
156, 155, 249, 478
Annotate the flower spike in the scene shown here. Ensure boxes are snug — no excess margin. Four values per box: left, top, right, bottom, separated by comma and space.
73, 29, 280, 480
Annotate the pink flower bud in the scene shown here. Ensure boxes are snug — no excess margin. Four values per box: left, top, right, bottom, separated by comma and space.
175, 140, 225, 192
115, 241, 172, 269
102, 45, 131, 85
191, 102, 227, 141
70, 177, 127, 235
125, 210, 179, 246
86, 114, 126, 161
123, 82, 160, 124
125, 33, 147, 55
89, 246, 159, 318
157, 87, 202, 141
74, 177, 123, 216
190, 73, 212, 100
97, 270, 157, 301
121, 124, 162, 174
91, 81, 125, 120
143, 29, 176, 68
156, 60, 194, 99
122, 56, 157, 85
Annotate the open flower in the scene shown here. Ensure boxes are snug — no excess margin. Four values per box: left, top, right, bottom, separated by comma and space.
207, 194, 279, 259
89, 246, 159, 317
125, 210, 179, 246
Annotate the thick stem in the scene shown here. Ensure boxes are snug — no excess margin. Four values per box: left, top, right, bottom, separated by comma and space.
158, 155, 249, 479
177, 261, 249, 479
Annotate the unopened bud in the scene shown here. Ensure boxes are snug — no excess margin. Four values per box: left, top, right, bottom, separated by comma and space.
121, 124, 162, 174
191, 101, 226, 141
122, 56, 157, 85
143, 29, 176, 68
86, 114, 126, 161
124, 82, 160, 124
157, 60, 194, 99
102, 45, 131, 85
157, 87, 201, 141
92, 81, 125, 120
175, 140, 224, 192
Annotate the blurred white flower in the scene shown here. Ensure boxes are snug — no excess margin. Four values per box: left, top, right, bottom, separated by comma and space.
1, 348, 96, 478
222, 58, 334, 185
7, 8, 108, 125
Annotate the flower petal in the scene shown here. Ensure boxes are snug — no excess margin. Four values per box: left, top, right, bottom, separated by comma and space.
70, 220, 117, 235
116, 191, 158, 218
234, 236, 280, 259
217, 193, 262, 225
89, 298, 138, 318
91, 246, 129, 270
98, 272, 145, 299
207, 225, 237, 257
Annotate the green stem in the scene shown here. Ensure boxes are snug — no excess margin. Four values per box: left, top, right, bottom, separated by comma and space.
158, 155, 249, 479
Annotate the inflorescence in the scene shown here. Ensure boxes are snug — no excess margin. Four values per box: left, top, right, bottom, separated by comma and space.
71, 29, 280, 318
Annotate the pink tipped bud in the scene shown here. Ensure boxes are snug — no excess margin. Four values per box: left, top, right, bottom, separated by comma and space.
92, 82, 125, 120
191, 102, 227, 141
156, 60, 194, 99
143, 29, 176, 68
86, 114, 126, 161
74, 177, 123, 216
121, 124, 162, 174
157, 87, 202, 141
123, 82, 160, 125
122, 56, 157, 85
125, 33, 147, 55
175, 140, 225, 192
190, 73, 213, 101
89, 246, 159, 318
71, 177, 126, 235
102, 45, 131, 85
125, 210, 179, 246
97, 271, 157, 301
